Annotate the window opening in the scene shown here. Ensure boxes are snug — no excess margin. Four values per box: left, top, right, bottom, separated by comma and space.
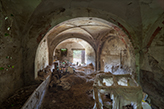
60, 48, 67, 56
73, 50, 85, 65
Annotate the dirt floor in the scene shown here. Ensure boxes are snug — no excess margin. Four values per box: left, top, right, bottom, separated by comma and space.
40, 71, 96, 109
0, 84, 39, 109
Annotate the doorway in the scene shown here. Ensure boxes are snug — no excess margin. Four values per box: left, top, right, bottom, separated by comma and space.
73, 49, 85, 65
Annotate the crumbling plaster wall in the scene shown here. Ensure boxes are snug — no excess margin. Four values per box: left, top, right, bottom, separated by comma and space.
100, 38, 134, 74
140, 0, 163, 40
48, 17, 136, 74
84, 43, 95, 67
1, 0, 164, 107
35, 38, 49, 78
140, 22, 164, 108
55, 41, 84, 63
54, 38, 96, 67
0, 2, 24, 104
78, 39, 96, 67
139, 0, 164, 108
21, 0, 142, 87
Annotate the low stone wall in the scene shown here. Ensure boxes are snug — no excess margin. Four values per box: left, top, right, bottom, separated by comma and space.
21, 75, 51, 109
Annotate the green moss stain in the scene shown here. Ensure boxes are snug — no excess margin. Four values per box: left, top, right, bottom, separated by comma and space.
10, 14, 14, 17
5, 33, 9, 37
0, 67, 4, 70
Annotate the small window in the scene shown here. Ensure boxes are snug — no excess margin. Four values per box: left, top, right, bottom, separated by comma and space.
60, 48, 67, 56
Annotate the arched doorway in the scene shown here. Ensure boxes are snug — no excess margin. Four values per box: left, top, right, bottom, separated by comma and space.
53, 38, 96, 67
35, 17, 135, 78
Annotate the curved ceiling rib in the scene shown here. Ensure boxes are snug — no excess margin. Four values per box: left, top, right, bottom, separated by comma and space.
50, 27, 93, 46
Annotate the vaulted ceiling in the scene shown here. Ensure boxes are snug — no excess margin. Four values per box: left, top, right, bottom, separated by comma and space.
0, 0, 164, 108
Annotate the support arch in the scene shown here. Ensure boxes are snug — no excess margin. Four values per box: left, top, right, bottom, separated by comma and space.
35, 17, 135, 79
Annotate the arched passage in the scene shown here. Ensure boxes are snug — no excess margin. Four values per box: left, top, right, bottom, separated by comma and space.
53, 38, 96, 67
35, 17, 135, 78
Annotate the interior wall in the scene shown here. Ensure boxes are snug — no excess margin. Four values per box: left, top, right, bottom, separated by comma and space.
35, 38, 49, 78
0, 8, 24, 104
0, 0, 163, 107
55, 41, 84, 63
140, 22, 164, 108
100, 38, 134, 74
54, 38, 96, 67
79, 40, 96, 67
85, 44, 95, 67
47, 17, 135, 70
1, 0, 145, 86
148, 27, 164, 70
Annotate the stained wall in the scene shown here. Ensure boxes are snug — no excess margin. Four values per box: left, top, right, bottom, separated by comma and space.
100, 38, 134, 74
35, 38, 49, 78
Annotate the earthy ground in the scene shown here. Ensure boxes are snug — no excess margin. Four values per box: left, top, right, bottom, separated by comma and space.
0, 84, 39, 109
40, 71, 96, 109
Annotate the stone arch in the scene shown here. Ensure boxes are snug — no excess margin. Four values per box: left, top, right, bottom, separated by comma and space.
35, 17, 135, 78
53, 38, 96, 67
143, 14, 164, 49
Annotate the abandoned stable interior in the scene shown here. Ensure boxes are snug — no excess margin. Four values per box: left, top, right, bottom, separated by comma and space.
0, 0, 164, 109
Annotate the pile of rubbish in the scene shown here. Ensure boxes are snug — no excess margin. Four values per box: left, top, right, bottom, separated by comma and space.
49, 63, 96, 91
39, 63, 152, 109
40, 63, 96, 109
37, 65, 52, 81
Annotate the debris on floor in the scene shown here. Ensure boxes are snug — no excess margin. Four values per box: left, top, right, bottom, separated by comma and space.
36, 65, 52, 82
40, 64, 96, 109
0, 85, 39, 109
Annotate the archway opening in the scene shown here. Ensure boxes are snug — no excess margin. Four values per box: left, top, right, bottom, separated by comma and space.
35, 17, 135, 79
73, 49, 85, 65
53, 38, 95, 68
35, 17, 140, 109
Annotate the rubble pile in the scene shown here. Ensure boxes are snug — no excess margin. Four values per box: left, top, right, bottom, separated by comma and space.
36, 65, 52, 81
0, 85, 39, 109
74, 63, 94, 71
40, 63, 97, 109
